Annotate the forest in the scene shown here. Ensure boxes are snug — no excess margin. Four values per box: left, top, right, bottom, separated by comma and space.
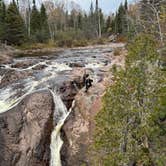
0, 0, 165, 46
0, 0, 143, 47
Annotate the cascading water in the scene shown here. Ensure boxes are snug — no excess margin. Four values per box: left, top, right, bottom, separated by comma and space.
0, 45, 113, 165
50, 90, 75, 166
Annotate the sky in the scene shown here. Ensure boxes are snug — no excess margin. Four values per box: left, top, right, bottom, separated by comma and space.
6, 0, 134, 14
71, 0, 134, 14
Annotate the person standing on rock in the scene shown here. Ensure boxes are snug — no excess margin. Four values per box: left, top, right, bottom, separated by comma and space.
83, 73, 89, 86
84, 74, 93, 93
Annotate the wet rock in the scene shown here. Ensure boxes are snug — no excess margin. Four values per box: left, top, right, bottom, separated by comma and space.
32, 64, 47, 70
0, 70, 33, 88
60, 69, 85, 109
11, 61, 37, 69
0, 90, 54, 166
69, 62, 85, 68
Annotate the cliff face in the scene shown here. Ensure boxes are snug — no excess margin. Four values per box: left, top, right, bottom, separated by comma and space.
0, 70, 86, 166
61, 52, 125, 166
0, 90, 54, 166
61, 73, 113, 166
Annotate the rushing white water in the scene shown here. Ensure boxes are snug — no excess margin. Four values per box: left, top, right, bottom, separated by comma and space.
0, 45, 112, 114
0, 45, 115, 166
85, 62, 105, 69
50, 90, 75, 166
0, 61, 72, 113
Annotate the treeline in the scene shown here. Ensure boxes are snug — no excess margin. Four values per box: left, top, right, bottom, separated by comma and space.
0, 0, 49, 45
109, 0, 166, 43
0, 0, 132, 46
0, 0, 165, 46
92, 0, 166, 165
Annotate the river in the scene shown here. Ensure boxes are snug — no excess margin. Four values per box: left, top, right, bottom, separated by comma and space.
0, 43, 124, 165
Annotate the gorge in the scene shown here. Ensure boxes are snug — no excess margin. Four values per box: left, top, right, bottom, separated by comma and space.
0, 43, 125, 166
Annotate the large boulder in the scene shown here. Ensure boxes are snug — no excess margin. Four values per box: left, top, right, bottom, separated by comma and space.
0, 90, 54, 166
69, 62, 85, 68
11, 61, 37, 69
59, 68, 85, 109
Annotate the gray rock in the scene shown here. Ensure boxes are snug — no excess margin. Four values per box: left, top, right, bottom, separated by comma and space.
0, 70, 33, 88
0, 90, 54, 166
69, 62, 85, 68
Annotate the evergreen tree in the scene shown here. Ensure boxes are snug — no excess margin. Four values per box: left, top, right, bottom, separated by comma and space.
106, 16, 111, 33
40, 4, 47, 29
111, 1, 129, 36
92, 34, 166, 165
90, 1, 94, 16
124, 0, 128, 11
77, 12, 83, 30
0, 0, 6, 41
83, 2, 96, 39
99, 9, 105, 33
124, 0, 129, 34
69, 10, 75, 29
5, 0, 25, 45
39, 4, 49, 42
117, 3, 126, 34
30, 0, 41, 41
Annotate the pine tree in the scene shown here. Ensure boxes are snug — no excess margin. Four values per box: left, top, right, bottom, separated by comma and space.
30, 0, 41, 41
124, 0, 129, 34
5, 0, 25, 45
106, 16, 111, 33
77, 12, 83, 30
117, 3, 125, 34
88, 2, 97, 38
39, 4, 49, 42
95, 0, 101, 37
111, 2, 129, 36
0, 0, 6, 41
92, 34, 166, 165
90, 1, 94, 16
124, 0, 128, 11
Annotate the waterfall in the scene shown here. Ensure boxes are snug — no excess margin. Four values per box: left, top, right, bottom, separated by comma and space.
50, 90, 75, 166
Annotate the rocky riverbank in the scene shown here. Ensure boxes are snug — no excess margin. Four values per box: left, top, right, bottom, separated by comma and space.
0, 43, 125, 62
62, 54, 125, 165
0, 43, 125, 166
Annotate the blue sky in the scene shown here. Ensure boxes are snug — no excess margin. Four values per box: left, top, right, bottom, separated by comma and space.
72, 0, 133, 14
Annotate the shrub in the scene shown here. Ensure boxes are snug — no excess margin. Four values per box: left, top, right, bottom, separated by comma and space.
92, 34, 166, 165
